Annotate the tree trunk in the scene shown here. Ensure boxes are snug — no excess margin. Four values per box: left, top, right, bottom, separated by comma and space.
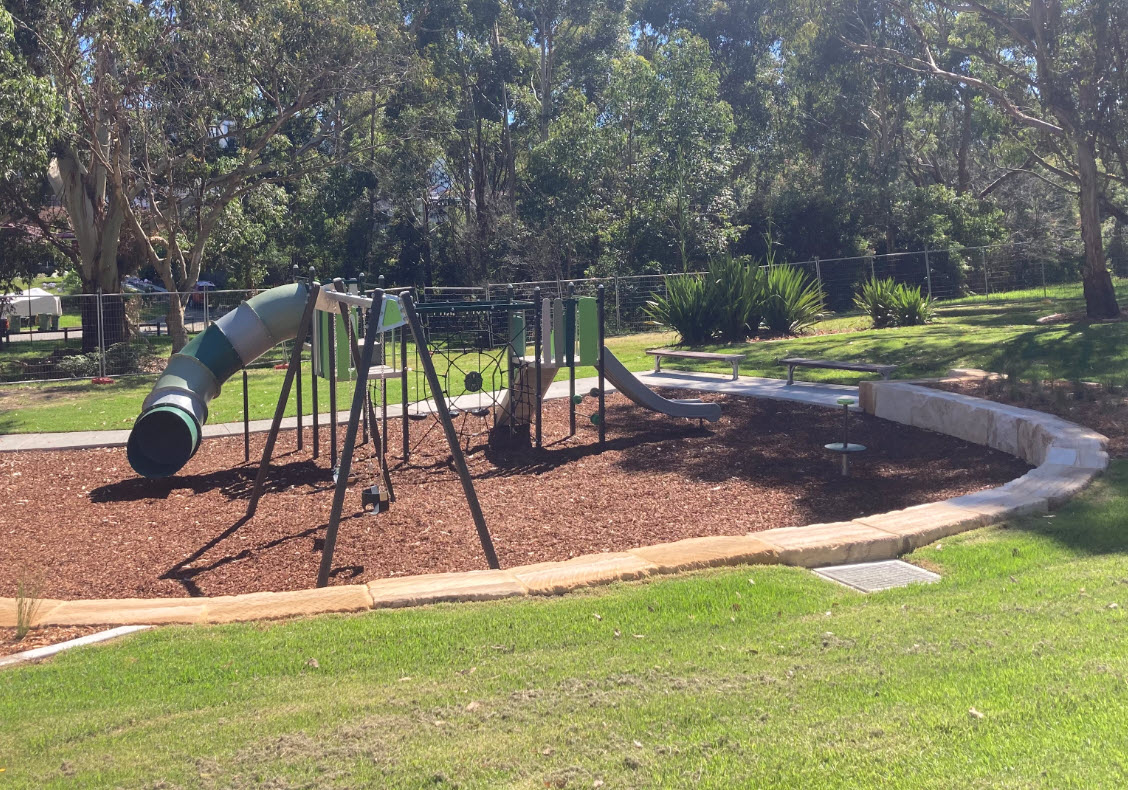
49, 153, 128, 352
165, 294, 189, 351
957, 90, 972, 195
1076, 138, 1120, 318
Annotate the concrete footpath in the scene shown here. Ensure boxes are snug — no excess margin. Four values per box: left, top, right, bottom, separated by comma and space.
0, 371, 859, 453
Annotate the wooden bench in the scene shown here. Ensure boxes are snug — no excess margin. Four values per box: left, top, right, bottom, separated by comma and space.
780, 357, 898, 385
646, 349, 744, 381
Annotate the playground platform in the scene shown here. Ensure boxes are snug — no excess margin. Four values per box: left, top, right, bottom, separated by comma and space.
0, 372, 859, 453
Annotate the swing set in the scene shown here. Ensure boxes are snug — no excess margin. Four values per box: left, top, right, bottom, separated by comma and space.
243, 275, 613, 588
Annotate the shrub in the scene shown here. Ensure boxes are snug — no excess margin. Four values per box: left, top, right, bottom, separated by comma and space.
15, 573, 44, 641
104, 337, 151, 375
854, 279, 934, 328
892, 282, 935, 326
854, 277, 899, 328
646, 274, 718, 345
762, 265, 824, 335
54, 352, 100, 378
708, 254, 766, 342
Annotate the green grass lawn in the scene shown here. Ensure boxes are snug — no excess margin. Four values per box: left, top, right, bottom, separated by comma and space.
4, 463, 1128, 787
5, 288, 1128, 434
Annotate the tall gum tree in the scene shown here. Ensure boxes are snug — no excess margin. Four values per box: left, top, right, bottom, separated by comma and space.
842, 0, 1128, 318
20, 0, 412, 351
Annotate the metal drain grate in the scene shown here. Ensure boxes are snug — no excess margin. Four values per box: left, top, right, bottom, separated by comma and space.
813, 560, 940, 592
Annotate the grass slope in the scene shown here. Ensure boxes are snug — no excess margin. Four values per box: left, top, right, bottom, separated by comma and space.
4, 294, 1128, 434
3, 464, 1128, 788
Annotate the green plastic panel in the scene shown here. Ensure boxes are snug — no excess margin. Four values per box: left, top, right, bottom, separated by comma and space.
576, 297, 598, 366
508, 312, 525, 356
314, 310, 356, 380
552, 298, 565, 363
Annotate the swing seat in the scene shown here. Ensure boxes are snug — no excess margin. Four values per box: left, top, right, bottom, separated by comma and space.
366, 365, 404, 380
361, 484, 390, 514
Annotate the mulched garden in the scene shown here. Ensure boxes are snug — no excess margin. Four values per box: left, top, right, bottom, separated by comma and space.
0, 390, 1030, 600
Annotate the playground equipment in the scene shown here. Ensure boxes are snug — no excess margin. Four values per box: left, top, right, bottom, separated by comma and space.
824, 396, 865, 476
126, 274, 725, 586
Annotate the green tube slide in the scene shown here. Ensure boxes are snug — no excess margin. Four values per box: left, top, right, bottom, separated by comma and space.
127, 283, 310, 478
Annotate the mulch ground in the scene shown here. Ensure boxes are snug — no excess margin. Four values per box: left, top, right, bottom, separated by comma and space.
0, 390, 1030, 601
0, 625, 106, 658
929, 378, 1128, 458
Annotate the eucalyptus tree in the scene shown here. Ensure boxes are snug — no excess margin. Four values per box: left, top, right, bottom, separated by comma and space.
841, 0, 1128, 318
0, 7, 64, 292
17, 0, 413, 350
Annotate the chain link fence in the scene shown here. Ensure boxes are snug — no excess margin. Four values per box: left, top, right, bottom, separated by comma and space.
2, 238, 1123, 384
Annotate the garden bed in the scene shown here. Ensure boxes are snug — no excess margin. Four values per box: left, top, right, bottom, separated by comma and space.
928, 378, 1128, 459
0, 625, 106, 658
0, 390, 1030, 600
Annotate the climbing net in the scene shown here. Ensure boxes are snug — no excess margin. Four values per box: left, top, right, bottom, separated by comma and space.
406, 301, 532, 458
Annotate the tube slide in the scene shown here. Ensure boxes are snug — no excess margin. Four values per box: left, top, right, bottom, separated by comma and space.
127, 283, 311, 478
601, 347, 721, 422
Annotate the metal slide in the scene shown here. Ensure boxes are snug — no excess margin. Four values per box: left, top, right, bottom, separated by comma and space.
601, 347, 721, 422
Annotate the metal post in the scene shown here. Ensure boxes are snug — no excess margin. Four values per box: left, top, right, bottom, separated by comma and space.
203, 286, 210, 326
333, 279, 383, 469
293, 267, 303, 452
1041, 257, 1048, 299
400, 292, 500, 570
597, 284, 606, 448
924, 247, 933, 299
329, 304, 338, 468
567, 282, 576, 437
869, 255, 875, 281
95, 288, 106, 377
243, 369, 250, 463
317, 290, 384, 588
309, 267, 320, 460
533, 287, 542, 448
614, 276, 621, 333
401, 325, 410, 462
813, 258, 824, 307
981, 247, 990, 301
246, 282, 321, 517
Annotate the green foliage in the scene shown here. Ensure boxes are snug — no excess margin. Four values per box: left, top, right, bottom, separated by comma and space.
53, 352, 100, 379
645, 274, 718, 345
854, 278, 935, 328
762, 265, 824, 335
891, 282, 935, 326
708, 253, 765, 342
854, 277, 899, 328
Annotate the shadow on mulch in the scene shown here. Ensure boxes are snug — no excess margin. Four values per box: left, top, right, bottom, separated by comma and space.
89, 456, 332, 503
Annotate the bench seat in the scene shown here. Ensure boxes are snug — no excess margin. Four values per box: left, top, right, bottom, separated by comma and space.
780, 357, 897, 385
646, 349, 743, 381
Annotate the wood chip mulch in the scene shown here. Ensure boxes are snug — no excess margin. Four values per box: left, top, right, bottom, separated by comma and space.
0, 390, 1030, 601
0, 625, 106, 658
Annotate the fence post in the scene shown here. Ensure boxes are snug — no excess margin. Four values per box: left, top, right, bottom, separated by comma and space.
95, 288, 106, 377
813, 257, 824, 305
981, 247, 990, 302
868, 256, 875, 281
923, 248, 933, 300
1041, 257, 1047, 299
614, 275, 621, 333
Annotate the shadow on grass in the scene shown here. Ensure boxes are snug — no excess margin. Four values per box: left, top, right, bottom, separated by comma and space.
1013, 461, 1128, 556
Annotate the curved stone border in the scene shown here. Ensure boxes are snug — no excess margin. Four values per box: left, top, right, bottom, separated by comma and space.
0, 376, 1108, 628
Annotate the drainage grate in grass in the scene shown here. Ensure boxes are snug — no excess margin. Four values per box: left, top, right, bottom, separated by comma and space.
813, 560, 940, 592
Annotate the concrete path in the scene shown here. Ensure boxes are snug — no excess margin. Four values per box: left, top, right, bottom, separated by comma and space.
0, 371, 859, 453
